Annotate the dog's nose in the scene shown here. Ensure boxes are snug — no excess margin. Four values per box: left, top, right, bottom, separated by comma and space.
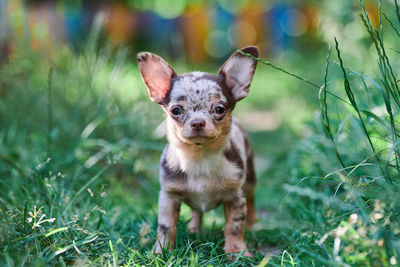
190, 119, 206, 131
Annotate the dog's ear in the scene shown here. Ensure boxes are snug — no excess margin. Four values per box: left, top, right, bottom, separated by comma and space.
219, 46, 258, 101
137, 52, 177, 104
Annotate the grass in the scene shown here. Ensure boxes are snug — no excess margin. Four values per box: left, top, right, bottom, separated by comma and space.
2, 0, 400, 266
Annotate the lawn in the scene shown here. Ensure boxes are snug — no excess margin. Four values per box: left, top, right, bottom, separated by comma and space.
1, 0, 400, 266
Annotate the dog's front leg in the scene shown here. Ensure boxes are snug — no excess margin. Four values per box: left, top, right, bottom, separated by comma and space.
153, 190, 181, 254
223, 192, 252, 258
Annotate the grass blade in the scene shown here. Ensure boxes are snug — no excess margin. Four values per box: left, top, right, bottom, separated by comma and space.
45, 227, 68, 237
319, 45, 346, 169
334, 37, 388, 182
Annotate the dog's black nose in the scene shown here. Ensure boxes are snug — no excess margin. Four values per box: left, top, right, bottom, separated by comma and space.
190, 119, 206, 131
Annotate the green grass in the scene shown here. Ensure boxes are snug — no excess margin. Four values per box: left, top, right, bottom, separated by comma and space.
2, 0, 400, 266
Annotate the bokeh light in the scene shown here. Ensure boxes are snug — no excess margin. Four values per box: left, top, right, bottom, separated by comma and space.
279, 9, 308, 37
205, 30, 232, 58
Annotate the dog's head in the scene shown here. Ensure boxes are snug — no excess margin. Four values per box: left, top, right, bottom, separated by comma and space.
137, 47, 258, 148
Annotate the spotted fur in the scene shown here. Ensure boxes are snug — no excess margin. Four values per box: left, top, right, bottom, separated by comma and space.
137, 46, 258, 258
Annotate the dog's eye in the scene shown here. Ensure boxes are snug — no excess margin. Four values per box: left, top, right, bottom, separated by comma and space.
214, 105, 226, 115
171, 106, 183, 116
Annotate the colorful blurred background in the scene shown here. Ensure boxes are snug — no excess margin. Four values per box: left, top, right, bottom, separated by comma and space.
2, 0, 400, 266
1, 0, 383, 132
0, 0, 380, 63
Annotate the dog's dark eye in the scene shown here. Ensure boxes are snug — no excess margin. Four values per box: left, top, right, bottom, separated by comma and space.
214, 105, 226, 115
171, 106, 183, 116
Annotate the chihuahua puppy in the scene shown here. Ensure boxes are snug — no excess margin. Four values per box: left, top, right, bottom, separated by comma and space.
137, 46, 258, 257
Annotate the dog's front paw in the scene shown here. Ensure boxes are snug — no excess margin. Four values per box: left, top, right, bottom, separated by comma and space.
153, 242, 163, 254
153, 241, 172, 255
224, 240, 253, 259
225, 248, 253, 258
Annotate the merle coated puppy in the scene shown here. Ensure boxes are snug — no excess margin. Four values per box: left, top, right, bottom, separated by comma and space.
137, 46, 258, 257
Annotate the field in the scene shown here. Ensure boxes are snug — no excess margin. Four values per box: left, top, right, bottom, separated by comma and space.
1, 0, 400, 266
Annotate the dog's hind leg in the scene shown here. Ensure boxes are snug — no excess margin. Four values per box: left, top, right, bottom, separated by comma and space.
188, 210, 203, 233
244, 153, 257, 229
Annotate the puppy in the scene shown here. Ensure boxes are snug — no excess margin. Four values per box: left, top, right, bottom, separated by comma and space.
137, 46, 258, 257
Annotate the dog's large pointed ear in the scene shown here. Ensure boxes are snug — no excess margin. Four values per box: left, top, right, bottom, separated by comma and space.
218, 46, 258, 101
137, 52, 177, 104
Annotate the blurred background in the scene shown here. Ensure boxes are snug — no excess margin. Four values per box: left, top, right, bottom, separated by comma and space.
2, 0, 399, 265
0, 0, 382, 130
1, 0, 328, 62
0, 0, 379, 62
